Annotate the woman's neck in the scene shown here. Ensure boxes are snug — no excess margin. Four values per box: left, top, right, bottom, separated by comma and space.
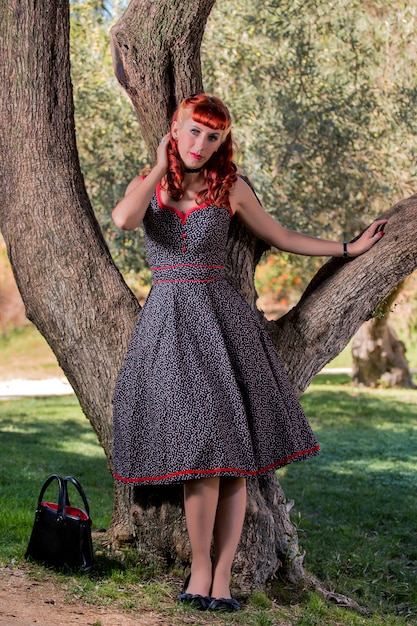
184, 165, 204, 174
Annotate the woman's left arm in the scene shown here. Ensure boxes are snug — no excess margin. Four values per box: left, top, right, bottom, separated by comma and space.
231, 177, 387, 257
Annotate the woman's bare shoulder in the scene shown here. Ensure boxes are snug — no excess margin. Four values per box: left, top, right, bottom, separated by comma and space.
229, 175, 257, 213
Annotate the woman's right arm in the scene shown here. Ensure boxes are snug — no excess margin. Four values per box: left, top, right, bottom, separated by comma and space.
112, 134, 169, 230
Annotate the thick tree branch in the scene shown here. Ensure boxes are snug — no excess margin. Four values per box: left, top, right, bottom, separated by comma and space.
110, 0, 216, 155
269, 196, 417, 395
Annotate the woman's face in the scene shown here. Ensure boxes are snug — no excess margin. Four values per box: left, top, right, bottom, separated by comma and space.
172, 110, 224, 169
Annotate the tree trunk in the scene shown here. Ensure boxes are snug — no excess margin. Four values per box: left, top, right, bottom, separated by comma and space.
110, 0, 216, 155
1, 0, 417, 600
0, 0, 141, 527
351, 283, 416, 388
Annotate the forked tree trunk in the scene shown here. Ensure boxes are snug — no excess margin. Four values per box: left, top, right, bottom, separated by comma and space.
1, 0, 417, 600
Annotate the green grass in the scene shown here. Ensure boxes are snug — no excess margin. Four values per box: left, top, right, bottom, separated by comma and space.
0, 396, 113, 560
280, 374, 417, 620
0, 380, 416, 625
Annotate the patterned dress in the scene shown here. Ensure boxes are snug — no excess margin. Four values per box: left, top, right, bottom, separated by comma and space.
113, 183, 320, 486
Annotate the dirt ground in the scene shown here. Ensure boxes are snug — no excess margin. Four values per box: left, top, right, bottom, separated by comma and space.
0, 566, 175, 626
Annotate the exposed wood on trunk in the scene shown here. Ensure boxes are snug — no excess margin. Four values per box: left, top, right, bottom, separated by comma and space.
351, 282, 416, 388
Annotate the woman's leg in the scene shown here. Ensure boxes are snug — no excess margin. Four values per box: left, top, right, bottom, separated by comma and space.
183, 476, 220, 596
211, 477, 247, 599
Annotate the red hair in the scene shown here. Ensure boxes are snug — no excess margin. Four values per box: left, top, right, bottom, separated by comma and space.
163, 94, 237, 208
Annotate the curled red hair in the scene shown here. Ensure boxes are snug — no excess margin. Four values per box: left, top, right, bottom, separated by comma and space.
163, 94, 237, 208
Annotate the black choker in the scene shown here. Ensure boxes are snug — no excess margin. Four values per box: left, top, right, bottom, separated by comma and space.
184, 166, 204, 173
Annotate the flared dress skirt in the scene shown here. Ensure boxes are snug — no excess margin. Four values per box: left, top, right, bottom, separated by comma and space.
113, 186, 320, 485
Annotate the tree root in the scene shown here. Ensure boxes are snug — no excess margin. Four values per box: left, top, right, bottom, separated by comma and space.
306, 574, 371, 614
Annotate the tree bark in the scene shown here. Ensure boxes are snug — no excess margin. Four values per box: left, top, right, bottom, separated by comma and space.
1, 0, 417, 600
0, 0, 140, 490
268, 197, 417, 396
351, 283, 416, 388
110, 0, 216, 155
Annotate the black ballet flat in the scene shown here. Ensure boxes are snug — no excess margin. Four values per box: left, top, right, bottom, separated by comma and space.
208, 596, 240, 611
178, 574, 211, 611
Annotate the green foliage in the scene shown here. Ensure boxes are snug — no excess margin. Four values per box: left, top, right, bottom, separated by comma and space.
70, 0, 417, 287
255, 251, 322, 306
70, 0, 149, 274
204, 0, 417, 232
203, 0, 417, 286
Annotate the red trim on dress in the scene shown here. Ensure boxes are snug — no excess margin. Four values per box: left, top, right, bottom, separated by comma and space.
156, 182, 233, 224
151, 263, 224, 271
151, 264, 224, 284
114, 445, 320, 484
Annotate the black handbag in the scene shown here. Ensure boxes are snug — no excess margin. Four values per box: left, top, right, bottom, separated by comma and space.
25, 474, 94, 572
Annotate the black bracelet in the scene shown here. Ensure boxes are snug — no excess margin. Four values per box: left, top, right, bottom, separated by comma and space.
343, 242, 348, 258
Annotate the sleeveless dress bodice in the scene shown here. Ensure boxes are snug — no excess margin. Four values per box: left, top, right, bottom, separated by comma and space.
113, 186, 319, 485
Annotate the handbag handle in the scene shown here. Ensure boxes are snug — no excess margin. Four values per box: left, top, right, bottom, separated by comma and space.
64, 475, 91, 518
36, 473, 67, 521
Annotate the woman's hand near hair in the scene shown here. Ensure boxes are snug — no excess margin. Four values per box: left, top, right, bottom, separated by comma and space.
112, 133, 170, 231
155, 132, 170, 172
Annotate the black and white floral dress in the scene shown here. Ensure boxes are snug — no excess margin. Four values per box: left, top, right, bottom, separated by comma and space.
113, 183, 320, 486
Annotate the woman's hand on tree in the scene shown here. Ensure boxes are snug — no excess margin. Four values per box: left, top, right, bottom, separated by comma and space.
347, 219, 388, 256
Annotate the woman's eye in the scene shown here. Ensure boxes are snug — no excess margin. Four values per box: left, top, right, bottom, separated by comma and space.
190, 129, 199, 135
209, 135, 219, 142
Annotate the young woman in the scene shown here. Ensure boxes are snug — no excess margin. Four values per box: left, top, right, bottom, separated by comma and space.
112, 94, 386, 612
